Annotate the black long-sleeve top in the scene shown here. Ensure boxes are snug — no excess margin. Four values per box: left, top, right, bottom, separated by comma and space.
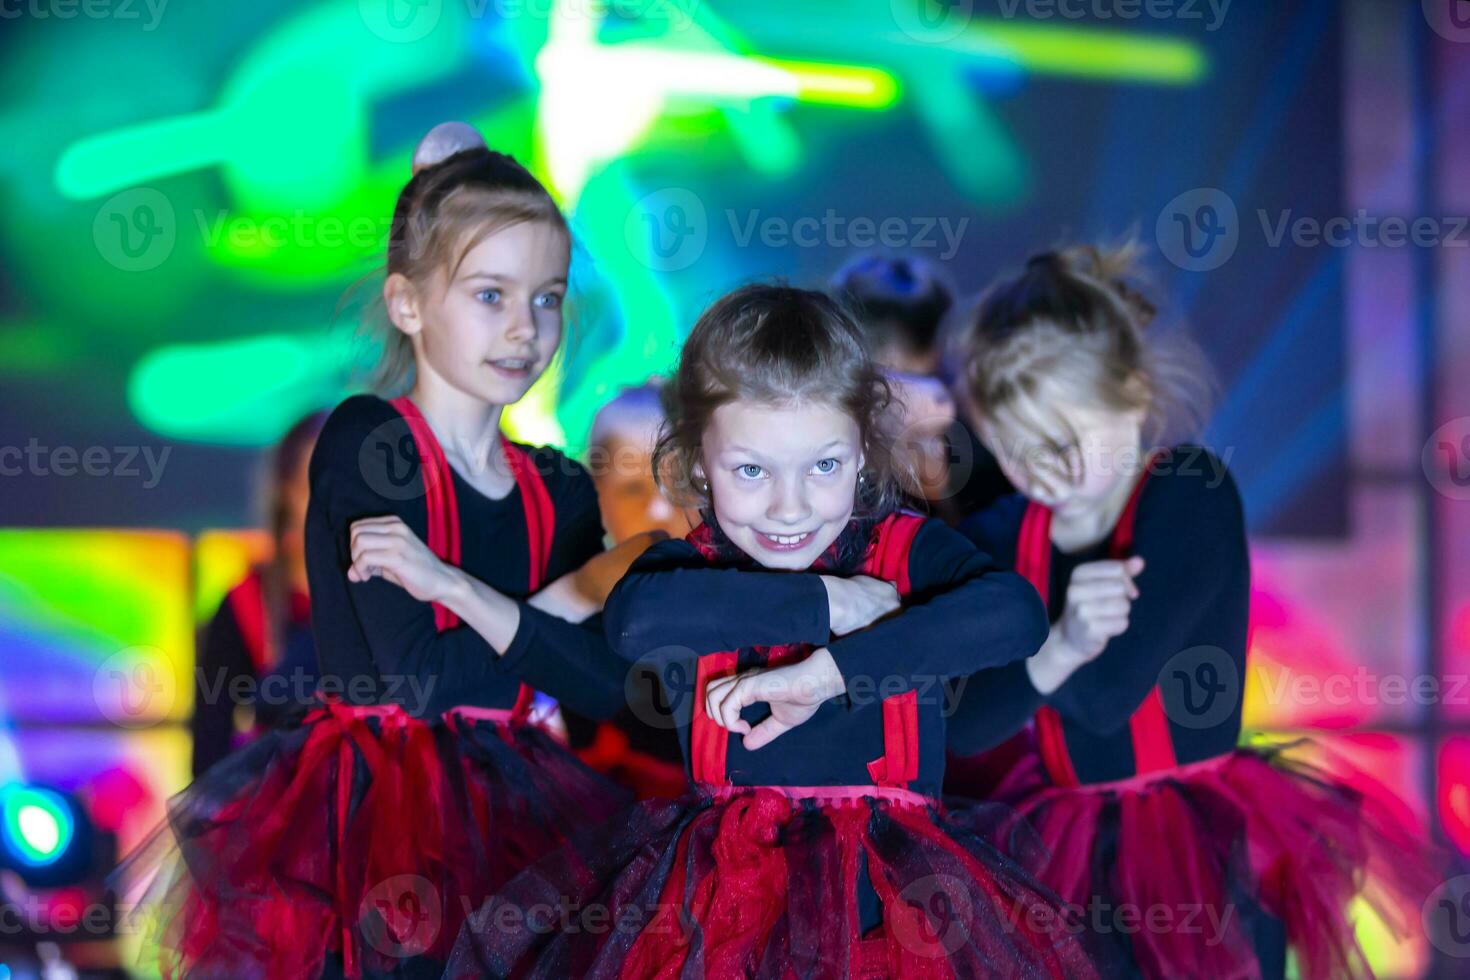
603, 515, 1049, 798
191, 578, 316, 776
946, 446, 1250, 783
304, 395, 626, 720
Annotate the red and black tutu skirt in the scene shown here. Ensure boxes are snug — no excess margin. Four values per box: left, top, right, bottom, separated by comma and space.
968, 736, 1435, 980
113, 700, 629, 979
446, 783, 1097, 979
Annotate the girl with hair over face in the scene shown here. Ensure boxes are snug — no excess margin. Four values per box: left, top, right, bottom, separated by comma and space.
114, 123, 650, 979
943, 242, 1436, 979
449, 283, 1095, 979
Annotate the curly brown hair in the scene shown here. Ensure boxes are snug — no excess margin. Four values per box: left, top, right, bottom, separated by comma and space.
652, 283, 915, 516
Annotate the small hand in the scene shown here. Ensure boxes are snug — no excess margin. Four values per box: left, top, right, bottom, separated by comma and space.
1055, 556, 1145, 658
702, 648, 845, 750
347, 515, 459, 603
821, 575, 901, 636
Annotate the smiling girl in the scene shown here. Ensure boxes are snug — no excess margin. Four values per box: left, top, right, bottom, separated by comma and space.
449, 284, 1093, 978
115, 124, 643, 979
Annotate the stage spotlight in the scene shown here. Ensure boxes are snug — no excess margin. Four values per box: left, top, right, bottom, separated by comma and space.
0, 786, 91, 889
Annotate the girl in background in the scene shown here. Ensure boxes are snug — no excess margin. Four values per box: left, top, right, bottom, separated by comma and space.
450, 284, 1092, 979
944, 243, 1434, 979
117, 123, 645, 979
562, 380, 692, 800
191, 410, 325, 776
833, 253, 1011, 524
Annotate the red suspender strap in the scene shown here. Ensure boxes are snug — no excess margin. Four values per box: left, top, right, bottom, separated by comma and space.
228, 569, 273, 675
499, 438, 554, 724
864, 511, 925, 789
1018, 501, 1083, 789
1024, 453, 1175, 787
388, 399, 552, 724
389, 397, 462, 631
1112, 456, 1178, 775
691, 652, 740, 784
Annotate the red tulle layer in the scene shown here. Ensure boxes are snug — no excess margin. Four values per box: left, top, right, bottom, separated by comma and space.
448, 785, 1097, 980
972, 740, 1437, 980
114, 701, 628, 979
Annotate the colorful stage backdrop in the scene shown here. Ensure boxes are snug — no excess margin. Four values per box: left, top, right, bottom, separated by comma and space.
1, 1, 1467, 975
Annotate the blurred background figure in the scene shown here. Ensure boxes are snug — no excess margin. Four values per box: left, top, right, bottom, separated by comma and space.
561, 382, 693, 799
830, 253, 952, 376
585, 381, 698, 545
831, 254, 1011, 523
190, 412, 325, 776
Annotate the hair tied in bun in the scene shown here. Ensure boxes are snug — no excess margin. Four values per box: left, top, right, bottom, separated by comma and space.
411, 121, 488, 176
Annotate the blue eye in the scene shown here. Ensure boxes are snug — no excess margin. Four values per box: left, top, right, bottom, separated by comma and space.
476, 288, 502, 305
812, 458, 839, 475
535, 292, 563, 310
736, 464, 764, 480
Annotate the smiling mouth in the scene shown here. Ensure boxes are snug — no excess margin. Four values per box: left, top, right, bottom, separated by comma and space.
755, 530, 813, 550
487, 357, 534, 376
